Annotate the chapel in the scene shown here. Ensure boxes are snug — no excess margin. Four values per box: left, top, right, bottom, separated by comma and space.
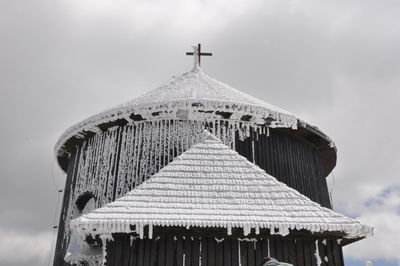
53, 44, 372, 266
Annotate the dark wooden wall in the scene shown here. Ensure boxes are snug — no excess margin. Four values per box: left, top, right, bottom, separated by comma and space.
53, 124, 331, 266
105, 234, 344, 266
53, 150, 81, 266
236, 129, 331, 208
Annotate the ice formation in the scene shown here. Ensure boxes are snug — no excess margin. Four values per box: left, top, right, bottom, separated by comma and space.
57, 64, 344, 265
315, 240, 322, 266
57, 65, 336, 250
61, 119, 284, 243
55, 67, 307, 159
70, 131, 372, 241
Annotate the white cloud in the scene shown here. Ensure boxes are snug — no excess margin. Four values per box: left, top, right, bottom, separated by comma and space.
343, 187, 400, 262
0, 229, 53, 265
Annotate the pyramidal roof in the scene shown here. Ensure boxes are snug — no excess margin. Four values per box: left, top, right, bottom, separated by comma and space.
71, 131, 371, 240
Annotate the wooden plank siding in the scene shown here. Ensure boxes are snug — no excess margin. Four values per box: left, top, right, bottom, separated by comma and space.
105, 234, 344, 266
54, 125, 332, 266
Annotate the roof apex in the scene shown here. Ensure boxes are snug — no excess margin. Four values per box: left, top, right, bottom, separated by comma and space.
199, 130, 220, 142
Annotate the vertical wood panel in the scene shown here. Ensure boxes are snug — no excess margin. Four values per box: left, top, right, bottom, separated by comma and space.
143, 239, 152, 266
296, 239, 304, 266
332, 240, 343, 266
157, 238, 166, 266
216, 240, 224, 266
106, 236, 347, 266
106, 239, 115, 266
255, 241, 263, 266
318, 240, 327, 266
247, 242, 255, 266
122, 235, 131, 266
261, 239, 269, 259
176, 238, 184, 266
184, 237, 192, 266
303, 240, 312, 266
207, 238, 216, 266
201, 238, 208, 266
192, 238, 200, 266
288, 239, 297, 265
165, 237, 175, 266
282, 239, 289, 262
129, 237, 138, 266
137, 239, 145, 266
150, 238, 159, 266
269, 239, 276, 259
310, 240, 318, 266
275, 239, 283, 262
231, 239, 239, 266
326, 240, 335, 266
223, 238, 232, 266
53, 151, 79, 266
239, 241, 247, 266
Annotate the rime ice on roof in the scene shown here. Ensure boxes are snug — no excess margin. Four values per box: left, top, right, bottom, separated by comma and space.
71, 131, 370, 239
125, 67, 291, 114
55, 66, 304, 157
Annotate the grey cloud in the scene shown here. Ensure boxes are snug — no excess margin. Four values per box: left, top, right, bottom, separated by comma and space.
1, 0, 399, 264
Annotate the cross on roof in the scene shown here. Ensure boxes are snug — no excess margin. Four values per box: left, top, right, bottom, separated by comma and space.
186, 43, 212, 68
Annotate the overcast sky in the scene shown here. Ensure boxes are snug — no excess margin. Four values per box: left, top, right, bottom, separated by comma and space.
0, 0, 399, 265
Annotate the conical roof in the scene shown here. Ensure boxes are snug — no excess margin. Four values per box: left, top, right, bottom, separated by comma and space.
124, 66, 292, 116
55, 65, 336, 173
71, 131, 371, 240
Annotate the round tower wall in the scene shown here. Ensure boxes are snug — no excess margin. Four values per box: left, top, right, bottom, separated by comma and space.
53, 119, 331, 266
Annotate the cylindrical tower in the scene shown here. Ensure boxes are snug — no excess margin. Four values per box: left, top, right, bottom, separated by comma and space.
53, 63, 336, 265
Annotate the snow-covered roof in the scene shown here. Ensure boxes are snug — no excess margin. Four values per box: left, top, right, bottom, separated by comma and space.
124, 66, 292, 115
71, 131, 371, 240
55, 65, 336, 173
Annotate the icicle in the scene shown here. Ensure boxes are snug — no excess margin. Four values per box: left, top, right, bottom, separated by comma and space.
158, 120, 163, 171
227, 224, 232, 235
238, 238, 257, 242
243, 225, 251, 236
167, 120, 171, 164
267, 127, 270, 137
134, 123, 141, 186
238, 239, 242, 266
137, 223, 144, 239
270, 227, 275, 235
251, 140, 255, 163
215, 237, 224, 243
314, 240, 322, 266
199, 239, 202, 266
231, 122, 236, 150
148, 224, 153, 239
100, 234, 109, 266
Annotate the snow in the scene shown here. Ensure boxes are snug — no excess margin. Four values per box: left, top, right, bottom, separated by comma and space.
315, 240, 322, 266
64, 231, 102, 266
70, 131, 372, 240
55, 66, 333, 162
62, 119, 264, 242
